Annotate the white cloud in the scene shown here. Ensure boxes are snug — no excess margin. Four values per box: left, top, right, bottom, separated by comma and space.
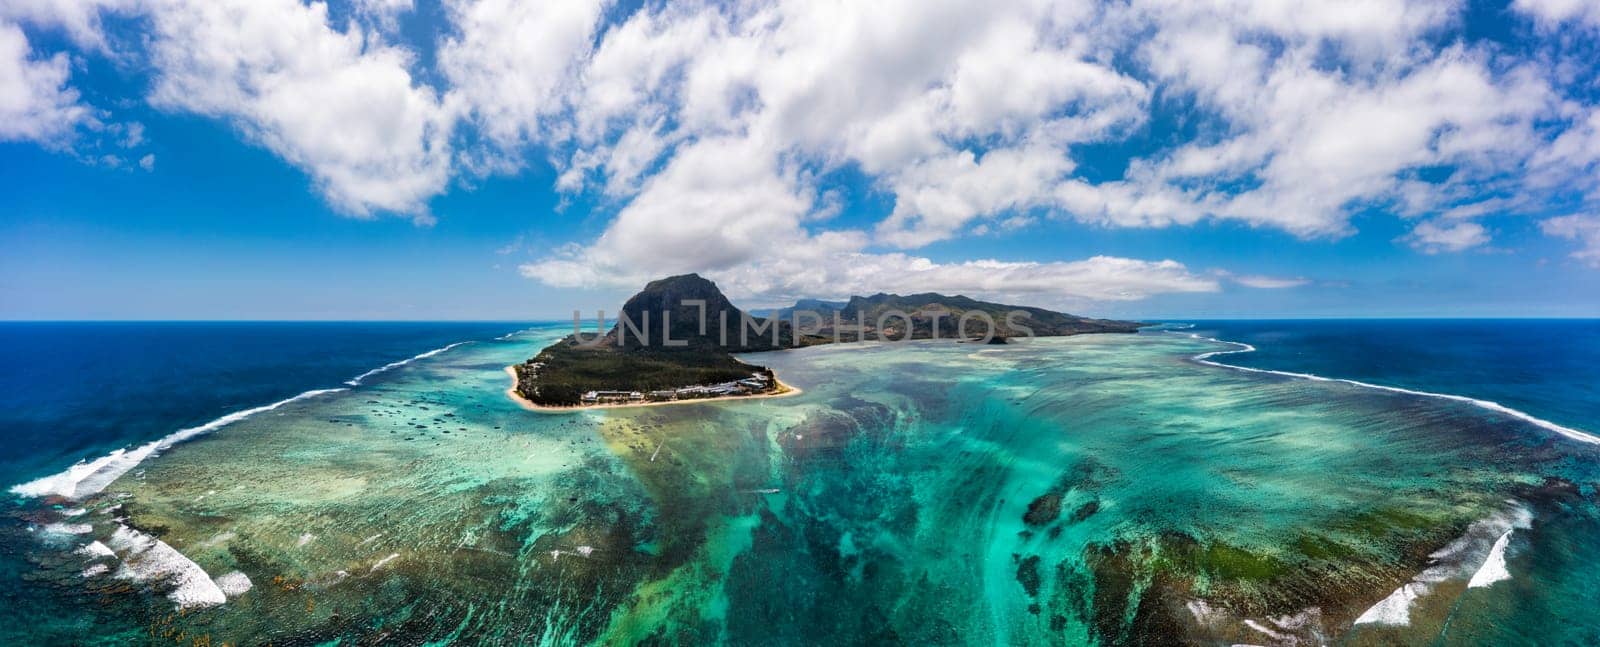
1527, 107, 1600, 198
508, 0, 1600, 298
526, 248, 1218, 308
13, 0, 1600, 293
0, 22, 94, 146
519, 134, 1216, 306
1229, 274, 1311, 289
118, 121, 143, 148
0, 0, 135, 52
355, 0, 414, 27
440, 0, 610, 163
142, 0, 454, 218
1540, 214, 1600, 266
520, 135, 833, 285
877, 145, 1076, 247
1514, 0, 1600, 29
138, 152, 154, 171
1406, 220, 1491, 253
556, 0, 1147, 238
1104, 11, 1553, 238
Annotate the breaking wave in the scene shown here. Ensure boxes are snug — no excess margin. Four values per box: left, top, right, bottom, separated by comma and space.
344, 341, 470, 386
9, 388, 345, 500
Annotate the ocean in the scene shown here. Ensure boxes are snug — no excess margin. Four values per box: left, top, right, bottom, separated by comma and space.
1178, 319, 1600, 437
1, 320, 1596, 644
0, 322, 528, 489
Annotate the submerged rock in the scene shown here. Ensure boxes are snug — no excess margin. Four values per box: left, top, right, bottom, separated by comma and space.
1023, 492, 1064, 526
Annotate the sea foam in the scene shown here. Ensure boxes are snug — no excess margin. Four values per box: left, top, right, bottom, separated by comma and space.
215, 570, 253, 596
1180, 333, 1600, 445
9, 388, 345, 500
42, 522, 93, 535
107, 524, 227, 609
76, 540, 115, 559
1354, 502, 1531, 626
1467, 531, 1515, 588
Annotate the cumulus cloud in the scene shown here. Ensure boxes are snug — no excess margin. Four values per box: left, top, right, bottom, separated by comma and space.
1092, 4, 1553, 238
1514, 0, 1600, 29
439, 0, 609, 167
502, 0, 1600, 296
0, 22, 95, 146
525, 249, 1218, 308
533, 0, 1559, 250
1527, 107, 1600, 198
142, 0, 454, 218
11, 0, 1600, 304
0, 0, 135, 52
354, 0, 414, 29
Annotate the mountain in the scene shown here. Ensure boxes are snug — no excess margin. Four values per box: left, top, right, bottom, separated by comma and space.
515, 274, 782, 406
769, 292, 1140, 340
752, 298, 849, 320
601, 273, 786, 352
514, 275, 1142, 406
836, 292, 1140, 338
603, 274, 1140, 347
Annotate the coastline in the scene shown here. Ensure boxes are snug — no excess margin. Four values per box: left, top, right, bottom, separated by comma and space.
503, 365, 802, 413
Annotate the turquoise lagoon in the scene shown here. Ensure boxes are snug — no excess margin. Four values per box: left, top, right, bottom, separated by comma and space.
7, 325, 1600, 645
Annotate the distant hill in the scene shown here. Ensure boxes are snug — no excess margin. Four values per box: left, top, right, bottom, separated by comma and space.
823, 292, 1141, 339
751, 298, 849, 320
514, 274, 1141, 406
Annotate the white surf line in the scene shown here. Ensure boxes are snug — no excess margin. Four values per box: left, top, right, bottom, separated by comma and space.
495, 326, 539, 341
1174, 332, 1600, 445
10, 388, 346, 500
345, 340, 471, 386
15, 336, 483, 499
369, 552, 401, 573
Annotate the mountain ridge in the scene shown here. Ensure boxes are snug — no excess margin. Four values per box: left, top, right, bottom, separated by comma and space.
513, 274, 1142, 407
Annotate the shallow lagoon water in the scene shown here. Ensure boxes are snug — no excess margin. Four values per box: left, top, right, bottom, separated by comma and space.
8, 326, 1600, 645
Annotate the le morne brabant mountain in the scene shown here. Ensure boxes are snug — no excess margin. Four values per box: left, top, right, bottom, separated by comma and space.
513, 274, 1141, 407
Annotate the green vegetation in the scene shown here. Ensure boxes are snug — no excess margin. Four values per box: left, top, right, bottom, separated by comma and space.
516, 336, 770, 406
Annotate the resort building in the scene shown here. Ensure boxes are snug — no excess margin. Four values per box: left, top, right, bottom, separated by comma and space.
581, 390, 643, 403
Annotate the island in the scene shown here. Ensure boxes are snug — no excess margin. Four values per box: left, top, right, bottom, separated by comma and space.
509, 274, 1140, 409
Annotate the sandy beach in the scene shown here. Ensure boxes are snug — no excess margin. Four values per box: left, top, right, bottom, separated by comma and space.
503, 365, 801, 413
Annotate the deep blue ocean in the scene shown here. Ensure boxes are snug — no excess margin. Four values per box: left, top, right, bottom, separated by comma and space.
1177, 319, 1600, 435
0, 322, 531, 491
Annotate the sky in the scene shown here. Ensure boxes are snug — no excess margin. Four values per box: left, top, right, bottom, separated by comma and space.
2, 0, 1599, 320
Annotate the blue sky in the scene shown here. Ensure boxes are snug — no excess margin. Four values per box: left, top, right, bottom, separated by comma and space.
3, 0, 1599, 320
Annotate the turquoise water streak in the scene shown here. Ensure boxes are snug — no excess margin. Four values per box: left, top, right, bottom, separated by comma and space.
6, 326, 1599, 644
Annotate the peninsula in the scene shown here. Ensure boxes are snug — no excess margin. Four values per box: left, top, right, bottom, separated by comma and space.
510, 274, 1139, 409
